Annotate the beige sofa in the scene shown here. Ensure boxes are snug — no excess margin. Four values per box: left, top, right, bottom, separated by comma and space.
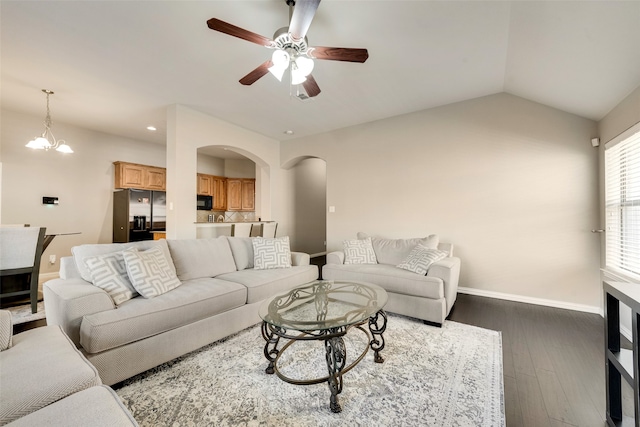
322, 233, 460, 326
44, 236, 318, 385
0, 311, 137, 426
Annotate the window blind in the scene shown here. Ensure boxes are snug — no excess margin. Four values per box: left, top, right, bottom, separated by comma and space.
605, 127, 640, 279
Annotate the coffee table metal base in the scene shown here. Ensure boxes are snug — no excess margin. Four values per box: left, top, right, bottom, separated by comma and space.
261, 309, 387, 413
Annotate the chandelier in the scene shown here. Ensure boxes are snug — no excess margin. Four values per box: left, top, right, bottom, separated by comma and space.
25, 89, 73, 153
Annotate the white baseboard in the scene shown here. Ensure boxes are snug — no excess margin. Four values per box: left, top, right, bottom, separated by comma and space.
457, 286, 603, 316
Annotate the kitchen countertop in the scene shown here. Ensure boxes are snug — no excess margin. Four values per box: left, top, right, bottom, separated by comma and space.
194, 221, 274, 225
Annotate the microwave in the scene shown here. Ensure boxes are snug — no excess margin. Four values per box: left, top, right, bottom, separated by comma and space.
197, 195, 213, 210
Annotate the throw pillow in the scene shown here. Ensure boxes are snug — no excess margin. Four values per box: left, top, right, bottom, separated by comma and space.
396, 244, 448, 275
343, 237, 378, 264
84, 251, 139, 305
253, 236, 292, 270
357, 232, 439, 265
0, 310, 12, 351
122, 246, 181, 298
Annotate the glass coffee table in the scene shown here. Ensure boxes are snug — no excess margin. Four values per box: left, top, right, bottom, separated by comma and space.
259, 280, 388, 413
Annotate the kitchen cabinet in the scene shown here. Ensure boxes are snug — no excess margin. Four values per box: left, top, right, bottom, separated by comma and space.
212, 176, 227, 211
114, 161, 166, 191
227, 178, 255, 211
197, 174, 213, 196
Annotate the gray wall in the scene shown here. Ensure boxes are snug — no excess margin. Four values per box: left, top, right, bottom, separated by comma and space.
281, 93, 602, 310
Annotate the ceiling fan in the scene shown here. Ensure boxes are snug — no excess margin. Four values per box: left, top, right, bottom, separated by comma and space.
207, 0, 369, 98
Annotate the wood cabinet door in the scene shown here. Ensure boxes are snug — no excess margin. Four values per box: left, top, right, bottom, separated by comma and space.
197, 174, 213, 196
212, 177, 227, 210
116, 163, 145, 189
241, 179, 255, 211
146, 167, 166, 191
226, 179, 243, 211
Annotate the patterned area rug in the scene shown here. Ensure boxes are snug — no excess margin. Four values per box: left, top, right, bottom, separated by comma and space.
117, 314, 504, 427
4, 302, 46, 325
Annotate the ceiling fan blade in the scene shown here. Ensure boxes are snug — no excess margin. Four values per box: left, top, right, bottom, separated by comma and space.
239, 60, 274, 86
207, 18, 273, 47
302, 74, 321, 97
309, 47, 369, 63
289, 0, 321, 41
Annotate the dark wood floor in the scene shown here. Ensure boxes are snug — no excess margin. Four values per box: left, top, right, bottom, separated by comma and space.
449, 293, 618, 427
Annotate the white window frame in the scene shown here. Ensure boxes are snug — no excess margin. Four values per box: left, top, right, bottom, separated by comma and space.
605, 122, 640, 282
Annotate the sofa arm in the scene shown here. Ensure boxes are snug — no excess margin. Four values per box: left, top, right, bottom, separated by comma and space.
43, 279, 115, 347
427, 257, 461, 313
0, 310, 12, 351
291, 251, 310, 266
59, 256, 82, 280
326, 251, 345, 265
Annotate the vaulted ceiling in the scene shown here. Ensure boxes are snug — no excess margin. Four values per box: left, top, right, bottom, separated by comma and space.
1, 1, 639, 146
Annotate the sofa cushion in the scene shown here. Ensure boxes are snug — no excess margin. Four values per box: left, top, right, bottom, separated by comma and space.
123, 246, 181, 298
225, 236, 254, 270
343, 237, 377, 264
357, 232, 439, 265
73, 240, 171, 283
0, 325, 101, 425
167, 237, 237, 280
216, 265, 318, 304
253, 236, 292, 270
80, 278, 247, 353
85, 251, 139, 305
322, 263, 444, 300
396, 245, 449, 276
5, 385, 138, 427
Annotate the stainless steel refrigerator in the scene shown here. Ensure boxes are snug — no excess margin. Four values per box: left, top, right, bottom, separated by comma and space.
113, 189, 166, 243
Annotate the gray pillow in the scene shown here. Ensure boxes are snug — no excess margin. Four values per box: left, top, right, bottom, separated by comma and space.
253, 236, 292, 270
343, 237, 377, 264
73, 240, 169, 282
167, 237, 237, 280
396, 245, 448, 275
357, 232, 439, 265
225, 236, 255, 271
122, 246, 181, 298
84, 251, 138, 305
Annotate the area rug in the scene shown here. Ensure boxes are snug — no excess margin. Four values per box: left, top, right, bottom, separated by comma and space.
117, 314, 504, 427
4, 302, 46, 325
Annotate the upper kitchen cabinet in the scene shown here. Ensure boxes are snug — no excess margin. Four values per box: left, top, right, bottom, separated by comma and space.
227, 178, 255, 211
114, 161, 166, 191
212, 176, 227, 211
197, 174, 213, 196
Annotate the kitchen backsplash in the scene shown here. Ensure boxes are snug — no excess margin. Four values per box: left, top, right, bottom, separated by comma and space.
196, 210, 256, 223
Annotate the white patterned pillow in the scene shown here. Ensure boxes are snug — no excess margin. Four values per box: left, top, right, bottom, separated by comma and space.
85, 251, 139, 305
122, 246, 181, 298
343, 237, 378, 264
253, 236, 292, 270
396, 245, 448, 275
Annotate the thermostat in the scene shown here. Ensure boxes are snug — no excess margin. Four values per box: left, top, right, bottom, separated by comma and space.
43, 196, 59, 205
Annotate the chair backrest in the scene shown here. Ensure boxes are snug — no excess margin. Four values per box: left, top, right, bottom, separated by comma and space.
260, 222, 278, 238
231, 223, 253, 238
0, 227, 46, 270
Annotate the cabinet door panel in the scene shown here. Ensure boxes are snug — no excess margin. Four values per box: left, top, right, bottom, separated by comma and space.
212, 177, 227, 210
226, 179, 243, 211
147, 167, 166, 191
241, 179, 255, 211
197, 174, 213, 196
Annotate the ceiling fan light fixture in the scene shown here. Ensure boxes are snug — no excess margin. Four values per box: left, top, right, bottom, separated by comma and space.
268, 49, 290, 81
290, 68, 307, 85
295, 56, 314, 77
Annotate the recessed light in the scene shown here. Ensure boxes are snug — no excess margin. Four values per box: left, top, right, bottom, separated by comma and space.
284, 130, 294, 135
146, 126, 157, 131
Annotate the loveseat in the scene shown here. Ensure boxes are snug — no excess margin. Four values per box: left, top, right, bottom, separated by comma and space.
44, 236, 318, 386
322, 233, 460, 326
0, 310, 137, 426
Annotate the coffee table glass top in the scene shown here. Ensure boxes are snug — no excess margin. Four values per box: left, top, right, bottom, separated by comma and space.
259, 280, 388, 331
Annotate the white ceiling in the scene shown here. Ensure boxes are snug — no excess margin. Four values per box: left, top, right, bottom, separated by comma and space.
2, 1, 639, 149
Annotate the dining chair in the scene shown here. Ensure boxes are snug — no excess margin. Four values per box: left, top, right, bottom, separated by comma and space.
0, 227, 46, 313
258, 222, 278, 238
231, 223, 253, 237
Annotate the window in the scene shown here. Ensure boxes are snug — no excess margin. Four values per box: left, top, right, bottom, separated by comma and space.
605, 125, 640, 279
